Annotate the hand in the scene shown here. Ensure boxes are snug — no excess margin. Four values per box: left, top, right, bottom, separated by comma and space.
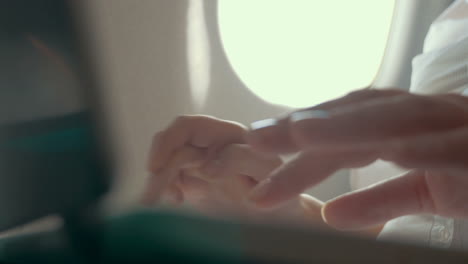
142, 115, 326, 227
143, 115, 247, 204
245, 89, 468, 230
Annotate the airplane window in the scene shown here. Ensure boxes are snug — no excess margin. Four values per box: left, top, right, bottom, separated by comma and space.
218, 0, 395, 108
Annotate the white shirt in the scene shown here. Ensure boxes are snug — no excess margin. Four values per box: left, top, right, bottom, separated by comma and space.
361, 0, 468, 249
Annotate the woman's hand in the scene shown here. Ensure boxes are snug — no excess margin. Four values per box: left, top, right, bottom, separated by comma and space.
245, 89, 468, 230
143, 115, 247, 204
142, 115, 326, 227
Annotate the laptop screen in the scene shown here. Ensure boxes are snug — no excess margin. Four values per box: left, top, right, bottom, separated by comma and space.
0, 0, 109, 230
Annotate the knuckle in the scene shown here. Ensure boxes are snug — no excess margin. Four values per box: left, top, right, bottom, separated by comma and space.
172, 115, 222, 130
173, 114, 194, 125
173, 114, 211, 126
175, 114, 215, 123
149, 131, 166, 155
170, 115, 203, 134
151, 131, 163, 142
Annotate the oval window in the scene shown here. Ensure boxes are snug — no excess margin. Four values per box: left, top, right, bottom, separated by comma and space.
218, 0, 395, 108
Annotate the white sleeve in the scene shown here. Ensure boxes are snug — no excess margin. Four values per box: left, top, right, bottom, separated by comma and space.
378, 215, 454, 249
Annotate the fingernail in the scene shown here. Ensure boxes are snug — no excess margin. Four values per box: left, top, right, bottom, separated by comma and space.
290, 110, 329, 123
248, 178, 272, 203
250, 118, 278, 130
247, 119, 279, 148
321, 202, 331, 225
299, 194, 324, 216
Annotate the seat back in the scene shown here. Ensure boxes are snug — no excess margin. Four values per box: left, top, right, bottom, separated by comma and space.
0, 0, 110, 231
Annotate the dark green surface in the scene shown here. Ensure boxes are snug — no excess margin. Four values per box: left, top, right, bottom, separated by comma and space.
1, 210, 468, 264
0, 112, 109, 232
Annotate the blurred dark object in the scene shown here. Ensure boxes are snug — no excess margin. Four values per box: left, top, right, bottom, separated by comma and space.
0, 0, 110, 251
0, 0, 110, 231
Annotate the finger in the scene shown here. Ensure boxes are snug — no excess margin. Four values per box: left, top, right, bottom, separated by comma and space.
322, 170, 434, 230
148, 115, 247, 173
289, 93, 468, 147
179, 168, 212, 195
184, 163, 257, 202
247, 125, 468, 211
249, 147, 378, 208
142, 146, 205, 205
381, 127, 468, 170
300, 194, 384, 235
246, 88, 406, 153
252, 194, 326, 227
200, 144, 282, 181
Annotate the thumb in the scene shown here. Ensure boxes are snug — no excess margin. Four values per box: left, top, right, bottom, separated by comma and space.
322, 170, 434, 230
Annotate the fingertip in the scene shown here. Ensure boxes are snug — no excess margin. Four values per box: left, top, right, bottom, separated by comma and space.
322, 196, 378, 231
289, 111, 331, 147
322, 194, 370, 231
250, 118, 278, 130
299, 194, 324, 215
246, 120, 297, 153
244, 126, 275, 153
299, 194, 325, 224
248, 119, 281, 145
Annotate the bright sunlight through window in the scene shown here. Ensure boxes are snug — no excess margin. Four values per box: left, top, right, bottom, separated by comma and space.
218, 0, 395, 108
